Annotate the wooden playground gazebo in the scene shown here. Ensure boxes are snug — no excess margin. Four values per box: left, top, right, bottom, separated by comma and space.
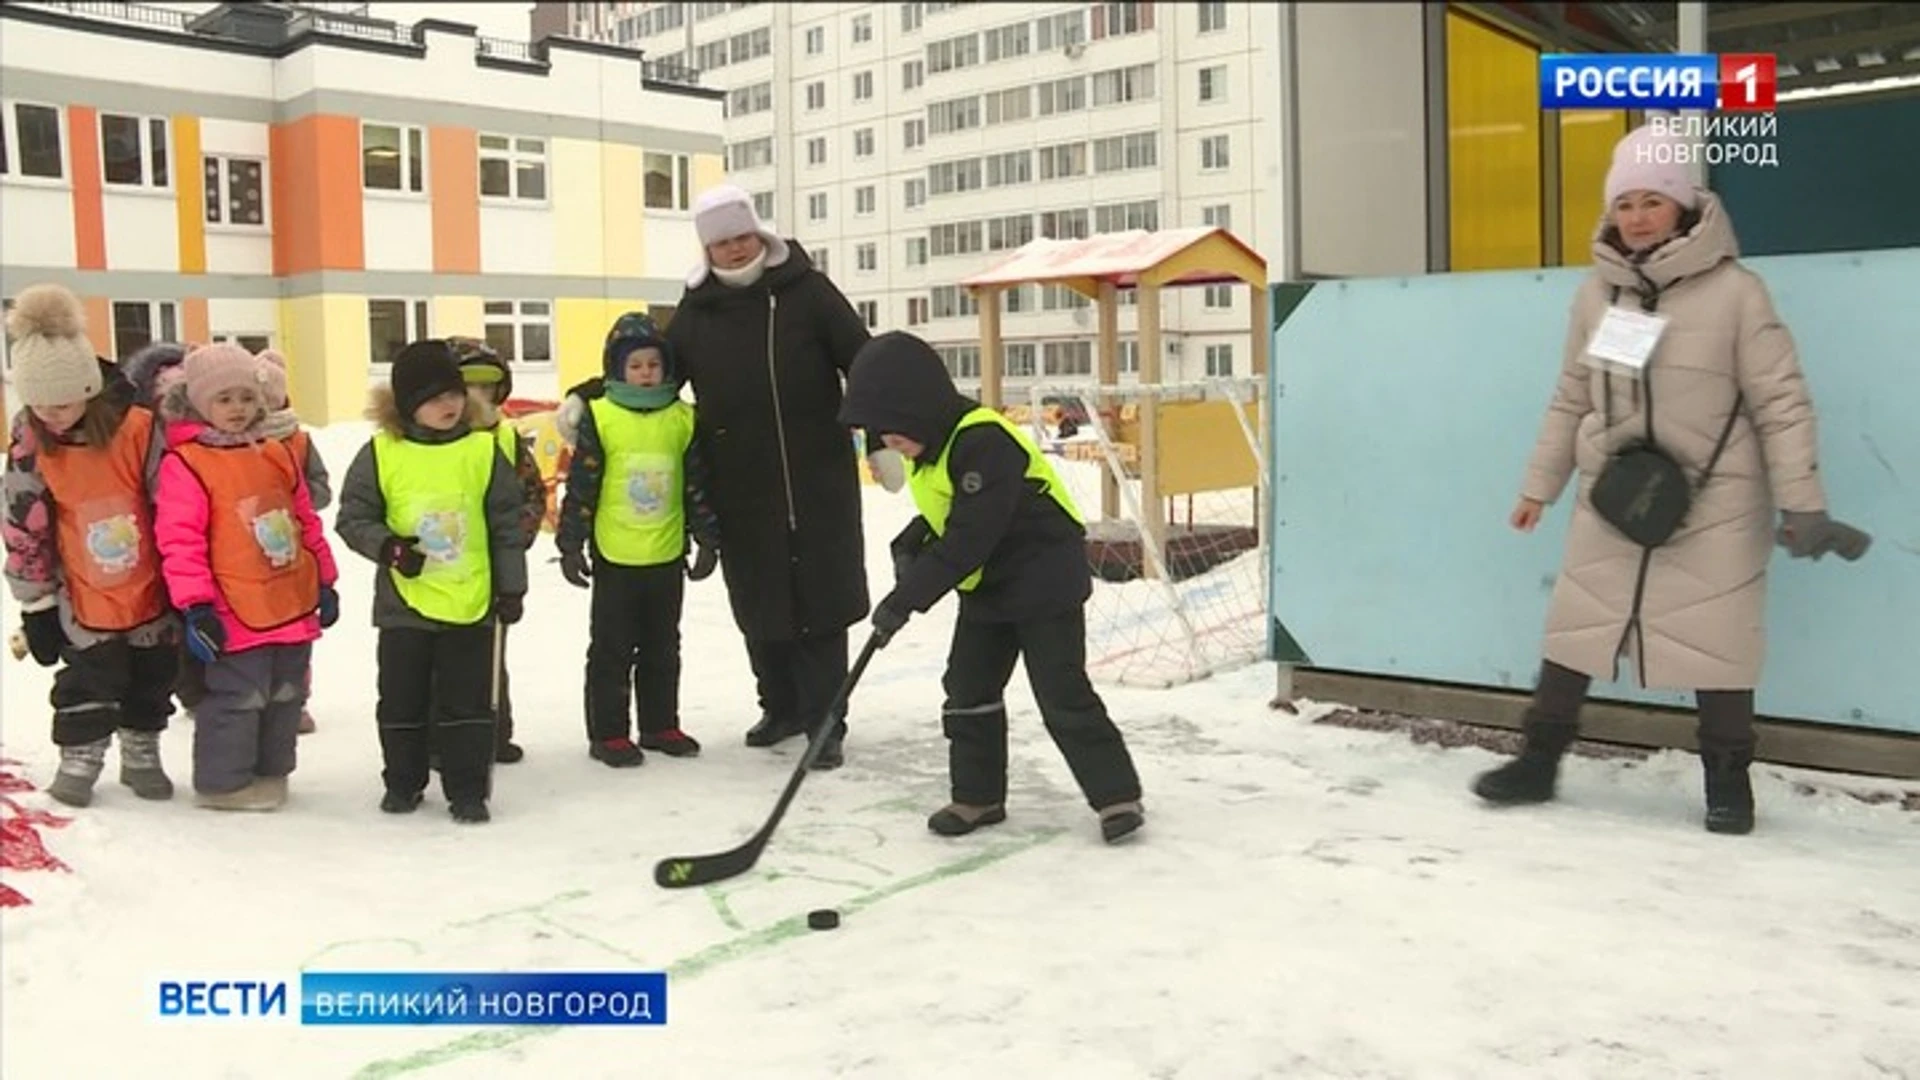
957, 227, 1270, 581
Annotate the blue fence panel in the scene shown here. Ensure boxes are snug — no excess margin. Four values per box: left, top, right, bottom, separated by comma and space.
1268, 248, 1920, 735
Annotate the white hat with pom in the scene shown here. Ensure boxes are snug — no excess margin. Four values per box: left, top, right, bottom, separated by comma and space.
7, 284, 101, 408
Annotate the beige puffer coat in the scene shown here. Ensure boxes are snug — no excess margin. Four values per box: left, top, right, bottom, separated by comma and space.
1521, 192, 1826, 691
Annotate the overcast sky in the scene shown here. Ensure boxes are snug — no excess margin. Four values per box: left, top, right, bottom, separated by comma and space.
156, 2, 536, 42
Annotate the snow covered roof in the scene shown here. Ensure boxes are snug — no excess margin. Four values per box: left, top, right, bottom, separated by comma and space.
958, 226, 1266, 295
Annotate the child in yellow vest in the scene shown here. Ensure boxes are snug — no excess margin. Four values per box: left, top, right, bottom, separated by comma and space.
837, 331, 1145, 844
4, 285, 178, 808
333, 341, 530, 823
152, 344, 339, 811
556, 313, 720, 767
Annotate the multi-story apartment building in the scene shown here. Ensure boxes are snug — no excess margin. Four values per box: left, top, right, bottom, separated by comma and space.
541, 1, 1280, 395
0, 1, 724, 423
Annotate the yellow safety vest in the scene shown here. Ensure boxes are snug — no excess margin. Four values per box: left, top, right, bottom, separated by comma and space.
907, 407, 1082, 592
589, 397, 696, 567
372, 430, 496, 624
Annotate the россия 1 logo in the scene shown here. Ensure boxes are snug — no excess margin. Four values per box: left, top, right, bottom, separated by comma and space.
1538, 53, 1776, 111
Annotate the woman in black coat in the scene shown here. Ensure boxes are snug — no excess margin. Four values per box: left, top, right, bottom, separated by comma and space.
666, 185, 872, 770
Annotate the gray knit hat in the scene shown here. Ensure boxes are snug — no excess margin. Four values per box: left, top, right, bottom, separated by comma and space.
7, 284, 101, 408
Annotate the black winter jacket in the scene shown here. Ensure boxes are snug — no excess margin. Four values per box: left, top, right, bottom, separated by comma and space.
838, 331, 1090, 624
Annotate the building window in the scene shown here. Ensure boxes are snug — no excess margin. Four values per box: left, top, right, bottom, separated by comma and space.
905, 236, 928, 266
938, 345, 980, 380
1036, 10, 1085, 50
907, 295, 929, 325
806, 81, 827, 111
927, 95, 981, 135
727, 81, 775, 118
1204, 343, 1234, 376
1093, 200, 1157, 233
985, 87, 1031, 126
856, 242, 878, 271
1042, 284, 1091, 310
1004, 342, 1036, 378
111, 301, 179, 361
1001, 284, 1033, 314
852, 13, 873, 43
1118, 339, 1139, 374
479, 135, 547, 202
926, 32, 981, 74
808, 192, 828, 221
1199, 65, 1227, 104
728, 137, 774, 171
985, 150, 1031, 188
930, 285, 977, 319
1198, 2, 1228, 33
1043, 341, 1092, 377
729, 27, 772, 62
902, 60, 924, 91
1038, 142, 1087, 180
1201, 134, 1231, 171
983, 21, 1030, 63
483, 301, 554, 365
752, 191, 774, 220
1093, 132, 1157, 174
1092, 2, 1154, 39
212, 331, 274, 353
363, 122, 425, 193
987, 213, 1033, 251
1037, 77, 1086, 117
855, 300, 879, 327
100, 114, 169, 188
901, 3, 923, 34
1204, 285, 1233, 310
807, 137, 827, 167
815, 248, 830, 274
855, 185, 877, 215
853, 70, 875, 101
1039, 208, 1090, 240
805, 26, 824, 54
0, 102, 65, 180
1092, 64, 1156, 107
643, 151, 692, 210
903, 118, 926, 150
368, 298, 431, 366
1203, 203, 1232, 230
904, 177, 927, 209
853, 128, 876, 158
202, 156, 266, 227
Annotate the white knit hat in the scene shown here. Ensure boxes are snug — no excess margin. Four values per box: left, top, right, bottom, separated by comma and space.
688, 184, 789, 286
7, 284, 102, 408
1603, 124, 1701, 210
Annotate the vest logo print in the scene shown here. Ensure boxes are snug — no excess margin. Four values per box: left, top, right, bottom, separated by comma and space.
416, 511, 468, 565
620, 453, 676, 522
86, 514, 143, 575
249, 508, 301, 568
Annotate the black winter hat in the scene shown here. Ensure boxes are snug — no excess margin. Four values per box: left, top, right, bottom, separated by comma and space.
391, 340, 467, 419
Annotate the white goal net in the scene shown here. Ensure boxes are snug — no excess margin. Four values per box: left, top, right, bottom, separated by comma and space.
1015, 378, 1269, 689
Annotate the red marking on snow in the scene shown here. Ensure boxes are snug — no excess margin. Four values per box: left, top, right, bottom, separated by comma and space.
0, 760, 75, 906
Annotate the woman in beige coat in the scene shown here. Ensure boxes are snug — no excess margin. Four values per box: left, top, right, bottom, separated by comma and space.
1472, 125, 1871, 834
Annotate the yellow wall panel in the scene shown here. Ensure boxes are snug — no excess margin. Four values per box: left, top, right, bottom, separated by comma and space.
280, 294, 372, 426
1446, 13, 1543, 271
556, 298, 645, 391
1558, 110, 1629, 266
553, 138, 608, 278
690, 153, 724, 202
174, 115, 205, 274
601, 145, 645, 278
434, 295, 486, 339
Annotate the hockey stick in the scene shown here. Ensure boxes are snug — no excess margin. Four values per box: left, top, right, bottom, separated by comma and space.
654, 630, 883, 889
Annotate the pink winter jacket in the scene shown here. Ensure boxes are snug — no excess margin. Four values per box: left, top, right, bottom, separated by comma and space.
154, 420, 340, 653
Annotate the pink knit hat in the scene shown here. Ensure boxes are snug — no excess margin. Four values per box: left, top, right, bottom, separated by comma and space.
1603, 124, 1700, 210
256, 349, 290, 409
181, 342, 269, 419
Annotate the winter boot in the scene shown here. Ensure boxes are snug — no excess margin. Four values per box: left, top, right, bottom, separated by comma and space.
1098, 800, 1146, 843
449, 799, 490, 824
494, 741, 525, 764
195, 778, 282, 812
116, 729, 174, 800
1701, 749, 1756, 835
745, 712, 804, 748
381, 789, 424, 814
808, 722, 845, 771
297, 710, 317, 735
639, 729, 701, 757
257, 775, 289, 810
47, 737, 111, 808
1472, 721, 1578, 804
928, 802, 1006, 836
590, 737, 645, 768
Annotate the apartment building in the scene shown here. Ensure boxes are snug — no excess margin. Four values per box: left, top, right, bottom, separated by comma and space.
542, 1, 1280, 394
0, 1, 723, 422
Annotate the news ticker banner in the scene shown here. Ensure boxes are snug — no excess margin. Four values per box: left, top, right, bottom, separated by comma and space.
1539, 52, 1781, 168
159, 972, 667, 1026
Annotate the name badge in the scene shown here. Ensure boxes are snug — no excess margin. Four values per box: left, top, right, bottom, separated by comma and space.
1583, 306, 1668, 377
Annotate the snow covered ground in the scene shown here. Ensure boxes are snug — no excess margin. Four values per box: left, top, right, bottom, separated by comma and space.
3, 421, 1918, 1080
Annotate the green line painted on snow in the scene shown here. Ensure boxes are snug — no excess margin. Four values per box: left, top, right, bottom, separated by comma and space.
350, 827, 1066, 1079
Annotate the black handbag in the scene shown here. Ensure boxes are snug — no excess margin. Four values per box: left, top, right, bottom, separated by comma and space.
1589, 287, 1743, 548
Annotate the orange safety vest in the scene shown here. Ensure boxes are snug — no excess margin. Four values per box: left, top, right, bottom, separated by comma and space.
284, 428, 310, 472
35, 407, 168, 633
170, 439, 321, 632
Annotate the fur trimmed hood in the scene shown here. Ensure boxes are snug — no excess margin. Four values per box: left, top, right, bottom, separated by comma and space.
366, 383, 485, 441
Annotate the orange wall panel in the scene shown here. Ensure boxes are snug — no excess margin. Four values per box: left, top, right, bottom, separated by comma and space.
429, 126, 480, 274
67, 106, 106, 271
270, 115, 363, 275
182, 297, 211, 347
82, 296, 112, 358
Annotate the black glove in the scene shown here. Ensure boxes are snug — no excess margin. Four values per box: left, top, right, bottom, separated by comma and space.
890, 518, 934, 583
871, 594, 911, 647
317, 585, 340, 629
495, 595, 524, 625
686, 542, 719, 581
20, 608, 66, 667
559, 546, 592, 589
1778, 511, 1873, 562
381, 535, 427, 578
183, 604, 226, 664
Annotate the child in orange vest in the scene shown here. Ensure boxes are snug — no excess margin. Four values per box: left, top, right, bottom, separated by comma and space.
256, 349, 329, 736
3, 285, 178, 808
153, 344, 340, 811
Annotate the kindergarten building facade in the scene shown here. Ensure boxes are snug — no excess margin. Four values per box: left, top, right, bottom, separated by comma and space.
0, 2, 725, 423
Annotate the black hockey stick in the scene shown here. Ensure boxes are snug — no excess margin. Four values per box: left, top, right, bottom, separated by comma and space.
653, 630, 885, 889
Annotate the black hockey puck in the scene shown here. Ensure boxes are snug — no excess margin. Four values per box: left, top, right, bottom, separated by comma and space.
807, 908, 840, 931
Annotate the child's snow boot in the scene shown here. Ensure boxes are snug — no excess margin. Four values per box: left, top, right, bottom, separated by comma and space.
298, 710, 317, 735
257, 775, 289, 810
195, 777, 282, 811
809, 722, 846, 771
116, 729, 174, 800
639, 729, 700, 757
927, 802, 1006, 836
494, 741, 525, 764
590, 737, 645, 767
381, 789, 424, 814
1098, 800, 1145, 843
48, 737, 111, 808
745, 712, 804, 748
449, 799, 490, 824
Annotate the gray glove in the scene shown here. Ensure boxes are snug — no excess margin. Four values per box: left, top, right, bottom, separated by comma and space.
1777, 510, 1872, 562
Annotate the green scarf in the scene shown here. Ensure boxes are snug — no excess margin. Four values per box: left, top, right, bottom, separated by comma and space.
605, 381, 680, 411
